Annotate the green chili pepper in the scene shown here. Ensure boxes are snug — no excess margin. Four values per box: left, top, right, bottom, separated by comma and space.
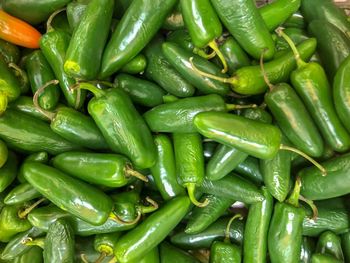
300, 236, 316, 263
24, 51, 60, 111
162, 42, 230, 95
8, 96, 51, 122
14, 246, 43, 263
50, 11, 72, 34
259, 0, 301, 31
1, 227, 44, 261
283, 11, 306, 28
235, 156, 264, 185
114, 73, 166, 108
244, 187, 273, 263
44, 218, 74, 263
198, 173, 264, 204
150, 134, 185, 201
173, 133, 207, 207
0, 151, 17, 193
0, 140, 8, 169
301, 0, 350, 38
300, 153, 350, 200
114, 196, 191, 262
0, 109, 82, 155
333, 55, 350, 133
17, 152, 49, 184
185, 194, 234, 234
0, 39, 20, 65
211, 0, 275, 60
128, 247, 159, 263
144, 36, 195, 98
23, 162, 114, 225
75, 236, 114, 263
78, 83, 157, 169
303, 198, 349, 237
0, 203, 32, 242
160, 242, 199, 263
308, 20, 350, 81
171, 216, 244, 249
28, 205, 137, 236
268, 178, 306, 263
4, 183, 41, 205
311, 253, 343, 263
40, 29, 86, 109
66, 1, 89, 31
203, 141, 217, 161
100, 0, 177, 78
189, 38, 317, 95
341, 232, 350, 263
64, 0, 114, 80
94, 232, 122, 262
316, 231, 344, 261
120, 54, 147, 75
2, 0, 71, 25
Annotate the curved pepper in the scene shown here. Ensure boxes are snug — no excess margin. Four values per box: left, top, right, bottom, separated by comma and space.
4, 183, 40, 205
316, 231, 344, 261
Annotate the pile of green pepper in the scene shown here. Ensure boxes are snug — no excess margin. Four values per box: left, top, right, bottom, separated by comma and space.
0, 0, 349, 262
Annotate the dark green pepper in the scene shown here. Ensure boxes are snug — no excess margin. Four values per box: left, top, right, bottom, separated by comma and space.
4, 183, 41, 205
235, 156, 263, 185
64, 0, 114, 80
0, 39, 20, 64
316, 231, 344, 261
14, 246, 43, 263
66, 1, 89, 31
0, 151, 17, 193
283, 11, 306, 29
150, 134, 185, 201
341, 232, 350, 263
120, 54, 147, 75
0, 139, 7, 169
100, 0, 177, 78
160, 242, 199, 263
93, 232, 122, 262
9, 96, 51, 122
300, 236, 316, 263
23, 162, 114, 225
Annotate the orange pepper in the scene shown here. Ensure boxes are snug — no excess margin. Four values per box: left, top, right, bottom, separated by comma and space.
0, 10, 41, 49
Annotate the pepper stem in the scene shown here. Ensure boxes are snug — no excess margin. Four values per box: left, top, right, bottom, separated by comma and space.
125, 164, 149, 182
109, 210, 141, 225
94, 252, 107, 263
21, 237, 45, 249
224, 214, 243, 243
0, 93, 8, 116
189, 57, 237, 85
8, 63, 28, 89
225, 103, 257, 111
139, 196, 159, 214
194, 48, 216, 59
286, 177, 301, 207
46, 8, 66, 33
107, 257, 117, 263
299, 194, 318, 220
71, 82, 105, 98
187, 183, 209, 207
81, 254, 89, 263
259, 50, 274, 91
208, 40, 228, 73
275, 27, 308, 68
33, 80, 59, 121
279, 144, 327, 176
18, 198, 46, 219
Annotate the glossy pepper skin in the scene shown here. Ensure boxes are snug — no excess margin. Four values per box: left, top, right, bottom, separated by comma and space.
144, 36, 195, 98
291, 62, 350, 153
194, 112, 282, 160
0, 203, 32, 242
23, 162, 113, 225
144, 94, 229, 133
0, 151, 17, 193
185, 194, 234, 234
265, 83, 324, 157
0, 58, 21, 115
308, 20, 350, 81
299, 152, 350, 201
85, 86, 156, 169
210, 0, 275, 60
114, 196, 191, 262
0, 109, 82, 155
114, 74, 166, 108
100, 0, 177, 78
94, 232, 122, 258
160, 242, 199, 263
4, 183, 40, 205
14, 246, 43, 263
300, 237, 316, 263
210, 241, 241, 263
259, 0, 301, 31
244, 187, 274, 263
2, 0, 71, 25
150, 134, 185, 201
120, 54, 147, 74
0, 139, 8, 168
333, 56, 350, 133
341, 232, 350, 263
64, 0, 114, 80
0, 39, 20, 64
283, 11, 306, 29
40, 30, 86, 109
316, 231, 344, 261
44, 218, 74, 263
25, 51, 60, 111
198, 173, 264, 204
171, 216, 245, 249
235, 156, 264, 185
162, 42, 230, 95
311, 254, 343, 263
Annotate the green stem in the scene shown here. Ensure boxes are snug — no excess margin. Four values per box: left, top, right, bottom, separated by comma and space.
259, 50, 274, 91
81, 254, 89, 263
109, 210, 141, 225
286, 177, 301, 207
46, 8, 66, 33
33, 79, 59, 121
226, 103, 257, 111
275, 27, 308, 68
22, 237, 45, 249
299, 194, 318, 220
139, 197, 159, 214
224, 214, 243, 243
208, 39, 228, 73
94, 252, 107, 263
189, 57, 237, 85
279, 144, 327, 176
194, 48, 216, 59
18, 198, 46, 219
107, 257, 117, 263
71, 82, 105, 98
187, 183, 209, 207
125, 164, 149, 182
